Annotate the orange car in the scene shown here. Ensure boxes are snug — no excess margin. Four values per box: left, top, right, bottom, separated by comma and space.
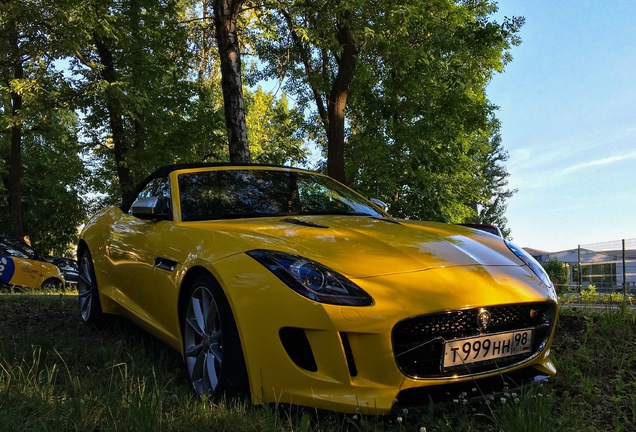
0, 236, 65, 290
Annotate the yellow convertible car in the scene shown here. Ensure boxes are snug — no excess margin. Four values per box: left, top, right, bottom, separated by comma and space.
78, 164, 558, 414
0, 236, 65, 290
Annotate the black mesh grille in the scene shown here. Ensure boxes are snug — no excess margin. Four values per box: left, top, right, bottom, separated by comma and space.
391, 302, 557, 379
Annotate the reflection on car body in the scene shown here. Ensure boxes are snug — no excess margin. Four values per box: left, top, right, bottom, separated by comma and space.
77, 163, 558, 414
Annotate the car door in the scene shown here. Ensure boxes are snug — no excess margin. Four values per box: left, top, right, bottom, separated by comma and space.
105, 177, 175, 329
0, 238, 44, 289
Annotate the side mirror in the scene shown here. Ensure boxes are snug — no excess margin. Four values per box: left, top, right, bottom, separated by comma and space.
130, 197, 170, 220
369, 198, 389, 213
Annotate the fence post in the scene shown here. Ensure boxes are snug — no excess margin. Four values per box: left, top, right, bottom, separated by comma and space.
578, 245, 582, 293
623, 239, 627, 296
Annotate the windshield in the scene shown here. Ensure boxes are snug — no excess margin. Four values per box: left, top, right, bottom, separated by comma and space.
178, 169, 385, 221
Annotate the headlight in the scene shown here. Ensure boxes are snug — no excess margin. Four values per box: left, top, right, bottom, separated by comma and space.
505, 239, 553, 289
247, 250, 373, 306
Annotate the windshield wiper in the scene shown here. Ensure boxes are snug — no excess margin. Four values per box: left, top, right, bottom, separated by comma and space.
369, 215, 401, 224
299, 210, 375, 217
183, 212, 278, 221
280, 218, 329, 228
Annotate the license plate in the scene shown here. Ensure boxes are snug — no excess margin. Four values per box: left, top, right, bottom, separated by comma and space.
443, 329, 533, 368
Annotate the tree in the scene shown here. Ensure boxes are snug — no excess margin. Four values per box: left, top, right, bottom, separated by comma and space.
468, 131, 516, 236
253, 0, 367, 182
187, 0, 308, 166
72, 0, 200, 204
213, 0, 251, 162
245, 88, 307, 165
3, 0, 525, 253
2, 9, 24, 240
17, 104, 86, 254
254, 0, 522, 231
325, 0, 520, 226
0, 0, 87, 249
543, 258, 568, 292
183, 0, 236, 163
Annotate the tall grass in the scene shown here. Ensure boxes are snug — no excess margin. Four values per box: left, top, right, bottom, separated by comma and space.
1, 295, 634, 431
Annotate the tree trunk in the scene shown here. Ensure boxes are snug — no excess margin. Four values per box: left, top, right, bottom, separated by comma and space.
8, 19, 25, 240
93, 35, 136, 204
325, 14, 358, 183
213, 0, 251, 163
282, 8, 358, 183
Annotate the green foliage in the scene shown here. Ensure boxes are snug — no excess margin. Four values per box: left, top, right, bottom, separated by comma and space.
0, 0, 88, 252
3, 0, 525, 251
487, 386, 565, 432
553, 309, 636, 430
17, 113, 86, 255
245, 88, 307, 166
253, 0, 520, 229
2, 296, 636, 431
343, 0, 521, 226
71, 0, 308, 204
542, 257, 568, 287
70, 0, 209, 201
563, 284, 636, 305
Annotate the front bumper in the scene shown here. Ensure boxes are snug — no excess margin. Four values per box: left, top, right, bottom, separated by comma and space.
213, 255, 558, 414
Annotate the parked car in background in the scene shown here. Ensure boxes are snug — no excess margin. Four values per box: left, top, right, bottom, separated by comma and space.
50, 257, 79, 287
78, 163, 558, 414
0, 236, 65, 290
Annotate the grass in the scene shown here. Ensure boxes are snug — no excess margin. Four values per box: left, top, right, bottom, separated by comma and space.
1, 294, 635, 431
559, 284, 635, 305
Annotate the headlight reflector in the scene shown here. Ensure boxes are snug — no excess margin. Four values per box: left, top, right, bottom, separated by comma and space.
247, 250, 373, 306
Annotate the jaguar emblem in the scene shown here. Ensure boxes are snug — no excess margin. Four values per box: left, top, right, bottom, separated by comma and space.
477, 308, 491, 333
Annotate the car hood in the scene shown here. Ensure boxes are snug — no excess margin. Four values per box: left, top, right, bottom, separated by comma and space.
186, 215, 522, 279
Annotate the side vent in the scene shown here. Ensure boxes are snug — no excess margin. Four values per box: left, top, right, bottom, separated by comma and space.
279, 327, 318, 372
340, 332, 358, 377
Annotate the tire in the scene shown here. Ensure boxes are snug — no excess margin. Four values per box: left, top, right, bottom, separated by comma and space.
182, 274, 249, 400
41, 278, 63, 291
78, 248, 103, 324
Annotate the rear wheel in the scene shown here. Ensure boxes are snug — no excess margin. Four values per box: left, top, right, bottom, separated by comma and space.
182, 274, 248, 399
78, 249, 103, 324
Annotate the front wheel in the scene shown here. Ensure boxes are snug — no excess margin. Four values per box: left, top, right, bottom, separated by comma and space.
41, 278, 63, 291
182, 274, 249, 400
78, 248, 103, 324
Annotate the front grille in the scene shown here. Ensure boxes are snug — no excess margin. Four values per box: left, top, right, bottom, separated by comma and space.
391, 302, 556, 379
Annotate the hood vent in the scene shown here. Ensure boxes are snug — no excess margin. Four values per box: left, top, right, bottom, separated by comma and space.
280, 218, 328, 229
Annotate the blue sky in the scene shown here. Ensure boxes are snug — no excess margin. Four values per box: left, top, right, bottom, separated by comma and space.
487, 0, 636, 251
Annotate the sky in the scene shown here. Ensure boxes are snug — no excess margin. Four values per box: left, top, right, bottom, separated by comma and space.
486, 0, 636, 252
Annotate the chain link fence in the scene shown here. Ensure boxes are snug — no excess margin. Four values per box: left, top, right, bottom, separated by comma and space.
575, 238, 636, 293
541, 238, 636, 294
